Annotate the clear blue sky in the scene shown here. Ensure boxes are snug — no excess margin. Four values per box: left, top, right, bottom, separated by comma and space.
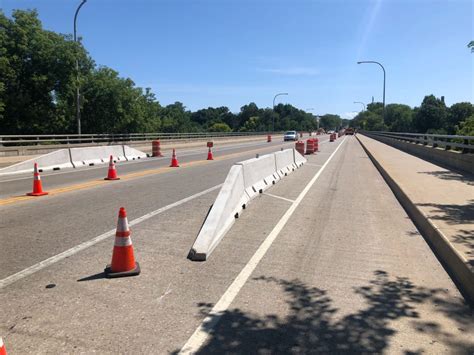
1, 0, 473, 118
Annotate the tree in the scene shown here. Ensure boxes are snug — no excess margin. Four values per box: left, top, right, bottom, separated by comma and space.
468, 40, 474, 53
384, 104, 414, 132
319, 114, 342, 131
0, 9, 93, 134
413, 95, 448, 133
447, 102, 474, 133
208, 122, 231, 132
455, 115, 474, 136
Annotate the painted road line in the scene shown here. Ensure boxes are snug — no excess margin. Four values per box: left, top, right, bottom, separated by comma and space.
179, 136, 347, 354
263, 192, 295, 203
0, 184, 222, 290
0, 140, 289, 183
0, 143, 294, 206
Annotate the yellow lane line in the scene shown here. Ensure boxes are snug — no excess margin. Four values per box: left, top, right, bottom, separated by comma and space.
0, 144, 285, 207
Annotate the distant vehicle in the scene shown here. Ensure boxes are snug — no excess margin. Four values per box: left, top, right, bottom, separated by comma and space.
345, 128, 354, 135
327, 130, 335, 134
283, 131, 298, 141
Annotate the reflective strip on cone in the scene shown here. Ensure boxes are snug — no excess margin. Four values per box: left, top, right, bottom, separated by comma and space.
114, 236, 132, 247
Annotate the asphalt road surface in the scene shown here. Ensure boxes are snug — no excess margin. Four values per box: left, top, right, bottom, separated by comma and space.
0, 135, 472, 354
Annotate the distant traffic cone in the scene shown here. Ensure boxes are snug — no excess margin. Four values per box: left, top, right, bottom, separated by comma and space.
104, 207, 140, 278
104, 155, 120, 180
0, 337, 7, 355
207, 147, 214, 160
170, 149, 179, 167
27, 163, 49, 196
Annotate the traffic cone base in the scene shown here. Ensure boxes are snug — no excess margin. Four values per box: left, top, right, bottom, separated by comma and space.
104, 261, 140, 278
104, 176, 120, 181
27, 191, 49, 196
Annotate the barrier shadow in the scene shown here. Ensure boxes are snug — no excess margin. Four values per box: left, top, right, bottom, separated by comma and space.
174, 271, 473, 354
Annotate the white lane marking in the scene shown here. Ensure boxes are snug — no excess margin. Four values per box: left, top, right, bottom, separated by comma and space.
0, 184, 222, 289
0, 140, 293, 183
179, 136, 347, 354
263, 192, 295, 203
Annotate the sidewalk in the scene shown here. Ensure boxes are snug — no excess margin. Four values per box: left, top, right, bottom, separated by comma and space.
357, 134, 474, 304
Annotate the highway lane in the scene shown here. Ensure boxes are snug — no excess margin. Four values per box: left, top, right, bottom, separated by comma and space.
0, 137, 328, 279
1, 135, 471, 354
0, 137, 315, 197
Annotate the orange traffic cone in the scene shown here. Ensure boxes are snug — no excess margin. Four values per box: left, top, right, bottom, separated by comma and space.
104, 207, 140, 278
0, 337, 7, 355
207, 147, 214, 160
170, 149, 179, 167
27, 163, 49, 196
104, 155, 120, 180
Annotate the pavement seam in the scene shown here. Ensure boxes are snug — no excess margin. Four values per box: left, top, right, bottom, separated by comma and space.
263, 192, 295, 203
179, 136, 347, 354
0, 184, 222, 289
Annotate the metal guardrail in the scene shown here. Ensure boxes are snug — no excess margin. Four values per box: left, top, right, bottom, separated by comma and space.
362, 131, 474, 153
0, 132, 276, 147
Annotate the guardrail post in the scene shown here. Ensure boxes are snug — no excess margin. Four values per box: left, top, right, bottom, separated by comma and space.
423, 135, 427, 146
432, 136, 438, 148
462, 138, 470, 154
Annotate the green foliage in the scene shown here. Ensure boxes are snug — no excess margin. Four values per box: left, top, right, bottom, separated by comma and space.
413, 95, 447, 133
208, 122, 231, 132
468, 40, 474, 53
384, 104, 413, 132
319, 114, 342, 130
455, 115, 474, 136
0, 9, 471, 137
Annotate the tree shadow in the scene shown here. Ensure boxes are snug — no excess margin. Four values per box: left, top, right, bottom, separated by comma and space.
177, 271, 473, 354
418, 170, 474, 187
451, 230, 474, 267
416, 200, 474, 225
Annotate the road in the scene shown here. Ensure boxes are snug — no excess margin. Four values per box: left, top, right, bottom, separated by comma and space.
0, 135, 472, 354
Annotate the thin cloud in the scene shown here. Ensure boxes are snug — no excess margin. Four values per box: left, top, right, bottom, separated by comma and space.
257, 67, 320, 76
342, 112, 359, 120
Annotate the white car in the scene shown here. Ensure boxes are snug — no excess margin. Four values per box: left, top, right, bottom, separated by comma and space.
283, 131, 298, 141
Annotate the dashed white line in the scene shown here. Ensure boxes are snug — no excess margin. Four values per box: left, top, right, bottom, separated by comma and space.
0, 184, 222, 289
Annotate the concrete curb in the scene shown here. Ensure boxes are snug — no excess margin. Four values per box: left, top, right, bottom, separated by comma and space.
357, 134, 474, 305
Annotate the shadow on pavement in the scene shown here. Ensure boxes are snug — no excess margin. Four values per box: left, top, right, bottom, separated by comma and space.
174, 271, 473, 354
417, 200, 474, 225
418, 170, 474, 186
77, 271, 106, 282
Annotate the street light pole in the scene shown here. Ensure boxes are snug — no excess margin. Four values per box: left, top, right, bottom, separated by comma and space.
272, 92, 288, 132
353, 101, 366, 111
357, 60, 386, 120
74, 0, 87, 135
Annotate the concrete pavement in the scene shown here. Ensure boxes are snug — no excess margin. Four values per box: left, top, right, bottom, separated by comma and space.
358, 134, 474, 303
0, 135, 472, 354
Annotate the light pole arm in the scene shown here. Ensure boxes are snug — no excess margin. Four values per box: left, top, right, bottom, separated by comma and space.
357, 60, 386, 119
74, 0, 87, 42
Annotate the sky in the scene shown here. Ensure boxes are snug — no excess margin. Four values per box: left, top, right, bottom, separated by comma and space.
1, 0, 473, 118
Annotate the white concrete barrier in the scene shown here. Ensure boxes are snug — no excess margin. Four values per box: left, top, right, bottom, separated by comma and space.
275, 149, 297, 178
0, 149, 73, 175
188, 165, 249, 261
294, 149, 306, 167
69, 145, 127, 167
189, 148, 306, 261
123, 145, 147, 161
238, 154, 280, 199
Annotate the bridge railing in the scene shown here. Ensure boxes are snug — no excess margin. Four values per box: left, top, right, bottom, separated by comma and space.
362, 131, 474, 154
0, 132, 275, 147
